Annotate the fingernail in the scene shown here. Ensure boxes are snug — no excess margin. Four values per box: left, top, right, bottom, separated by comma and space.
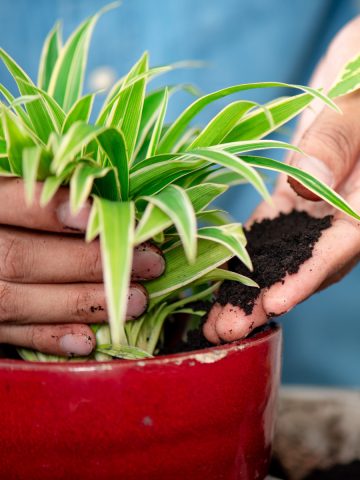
132, 244, 165, 279
127, 287, 148, 319
56, 201, 90, 231
59, 334, 94, 356
292, 156, 334, 187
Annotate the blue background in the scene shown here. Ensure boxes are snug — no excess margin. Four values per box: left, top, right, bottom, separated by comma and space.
0, 0, 359, 386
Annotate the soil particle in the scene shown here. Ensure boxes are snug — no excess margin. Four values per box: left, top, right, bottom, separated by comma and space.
217, 210, 332, 314
90, 305, 105, 313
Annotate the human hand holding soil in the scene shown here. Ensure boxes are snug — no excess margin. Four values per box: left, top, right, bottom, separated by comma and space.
204, 16, 360, 343
0, 180, 165, 356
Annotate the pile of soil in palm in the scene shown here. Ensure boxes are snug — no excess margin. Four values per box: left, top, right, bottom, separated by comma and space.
160, 210, 332, 354
217, 210, 332, 314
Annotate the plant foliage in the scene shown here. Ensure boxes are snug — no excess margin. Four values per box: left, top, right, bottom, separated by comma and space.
0, 5, 359, 360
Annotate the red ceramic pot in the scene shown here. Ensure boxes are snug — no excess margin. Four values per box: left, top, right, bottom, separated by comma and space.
0, 323, 281, 480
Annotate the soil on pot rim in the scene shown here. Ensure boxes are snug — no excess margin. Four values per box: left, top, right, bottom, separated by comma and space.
217, 210, 332, 314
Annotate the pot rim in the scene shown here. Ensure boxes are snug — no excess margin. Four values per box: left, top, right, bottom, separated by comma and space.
0, 323, 280, 372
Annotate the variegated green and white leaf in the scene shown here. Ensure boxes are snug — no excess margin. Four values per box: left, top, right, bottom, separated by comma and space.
158, 82, 338, 154
146, 87, 168, 157
186, 148, 270, 201
95, 197, 135, 345
22, 145, 51, 203
97, 127, 128, 199
70, 162, 111, 214
141, 184, 197, 263
135, 182, 227, 245
197, 224, 251, 270
48, 4, 117, 111
199, 268, 258, 287
38, 21, 62, 91
62, 93, 95, 133
188, 100, 256, 149
242, 155, 360, 220
52, 122, 105, 174
146, 239, 234, 300
1, 108, 34, 175
329, 52, 360, 98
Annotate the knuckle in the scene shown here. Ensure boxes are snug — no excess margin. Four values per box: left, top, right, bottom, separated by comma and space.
68, 288, 93, 321
0, 233, 30, 281
0, 281, 16, 321
79, 242, 102, 281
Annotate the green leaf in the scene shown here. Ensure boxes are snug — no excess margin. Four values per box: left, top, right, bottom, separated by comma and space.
146, 239, 234, 300
86, 202, 100, 242
38, 22, 62, 90
241, 155, 360, 221
135, 182, 227, 245
199, 268, 258, 287
224, 93, 314, 142
1, 108, 34, 175
158, 82, 339, 154
52, 122, 105, 174
186, 148, 270, 201
197, 224, 252, 270
62, 93, 95, 133
129, 156, 205, 197
48, 3, 117, 111
22, 145, 51, 204
134, 87, 172, 158
329, 53, 360, 98
188, 100, 256, 149
95, 198, 135, 345
96, 344, 152, 360
15, 78, 65, 136
221, 139, 301, 156
205, 169, 248, 186
0, 83, 33, 129
70, 162, 111, 214
97, 127, 128, 199
142, 185, 197, 262
0, 48, 58, 141
106, 53, 148, 162
39, 163, 75, 206
146, 87, 168, 157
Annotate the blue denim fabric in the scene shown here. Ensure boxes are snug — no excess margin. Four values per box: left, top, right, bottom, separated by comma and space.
0, 0, 359, 385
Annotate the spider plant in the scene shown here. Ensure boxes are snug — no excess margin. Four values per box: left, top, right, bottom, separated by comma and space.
0, 4, 359, 361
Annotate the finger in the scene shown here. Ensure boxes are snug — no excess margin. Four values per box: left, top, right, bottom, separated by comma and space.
288, 90, 360, 200
288, 17, 360, 200
203, 298, 267, 343
0, 323, 96, 357
202, 303, 222, 344
0, 178, 90, 233
0, 281, 148, 323
0, 228, 165, 283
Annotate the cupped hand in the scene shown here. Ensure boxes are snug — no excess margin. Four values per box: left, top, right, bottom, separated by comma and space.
0, 179, 165, 356
204, 16, 360, 343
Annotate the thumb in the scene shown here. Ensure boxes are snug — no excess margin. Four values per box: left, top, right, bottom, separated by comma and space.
288, 90, 360, 200
287, 15, 360, 201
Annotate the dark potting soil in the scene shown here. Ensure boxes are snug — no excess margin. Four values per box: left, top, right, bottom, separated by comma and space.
217, 210, 332, 314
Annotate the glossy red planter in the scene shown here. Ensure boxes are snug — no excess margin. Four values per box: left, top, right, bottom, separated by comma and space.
0, 324, 281, 480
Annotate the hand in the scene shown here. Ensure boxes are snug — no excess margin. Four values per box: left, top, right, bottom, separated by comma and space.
204, 16, 360, 343
0, 179, 165, 356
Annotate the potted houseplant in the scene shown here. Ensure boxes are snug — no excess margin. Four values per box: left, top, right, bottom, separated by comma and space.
0, 5, 358, 479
